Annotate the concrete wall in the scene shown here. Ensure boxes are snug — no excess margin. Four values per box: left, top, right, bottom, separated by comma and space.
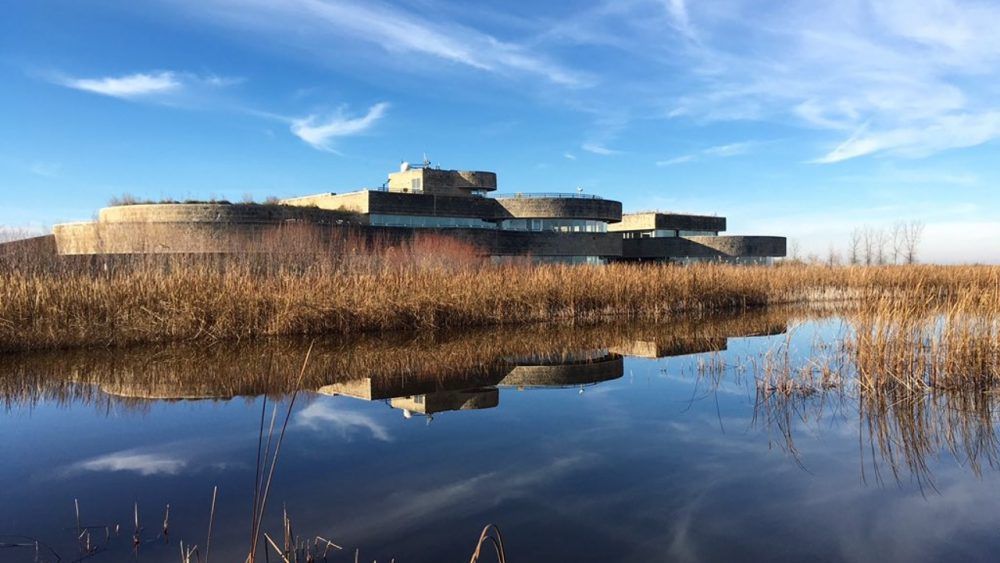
54, 203, 359, 255
54, 221, 279, 254
500, 355, 624, 387
369, 191, 505, 219
495, 197, 622, 223
388, 168, 497, 196
687, 235, 786, 257
98, 203, 351, 225
621, 235, 786, 260
53, 219, 623, 257
281, 191, 505, 221
609, 212, 726, 233
367, 226, 623, 257
0, 234, 57, 257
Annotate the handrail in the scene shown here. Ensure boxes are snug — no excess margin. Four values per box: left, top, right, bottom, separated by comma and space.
493, 192, 605, 200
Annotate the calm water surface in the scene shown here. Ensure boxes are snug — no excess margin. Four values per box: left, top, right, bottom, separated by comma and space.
1, 310, 998, 562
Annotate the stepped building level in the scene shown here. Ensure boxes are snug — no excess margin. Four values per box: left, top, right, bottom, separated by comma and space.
10, 161, 786, 264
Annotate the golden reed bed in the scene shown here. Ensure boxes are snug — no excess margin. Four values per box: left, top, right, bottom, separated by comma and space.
0, 229, 997, 354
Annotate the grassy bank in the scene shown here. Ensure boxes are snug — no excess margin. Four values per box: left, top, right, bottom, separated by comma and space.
1, 233, 997, 353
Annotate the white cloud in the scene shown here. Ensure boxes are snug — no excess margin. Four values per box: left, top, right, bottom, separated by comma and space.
52, 70, 239, 103
297, 400, 392, 441
179, 0, 588, 87
333, 454, 592, 538
650, 0, 1000, 162
563, 152, 577, 160
74, 452, 186, 476
657, 141, 757, 166
656, 154, 696, 166
60, 71, 181, 98
815, 112, 1000, 163
665, 0, 696, 41
702, 141, 755, 157
581, 142, 621, 155
290, 102, 389, 153
29, 161, 62, 178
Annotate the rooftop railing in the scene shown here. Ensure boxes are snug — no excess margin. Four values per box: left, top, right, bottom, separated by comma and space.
493, 192, 605, 200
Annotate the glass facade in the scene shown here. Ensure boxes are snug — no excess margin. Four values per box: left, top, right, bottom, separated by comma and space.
499, 219, 608, 233
674, 256, 773, 266
531, 255, 605, 265
622, 229, 718, 239
491, 255, 605, 266
369, 214, 497, 229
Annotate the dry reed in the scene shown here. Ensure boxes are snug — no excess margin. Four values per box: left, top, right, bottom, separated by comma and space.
1, 222, 996, 354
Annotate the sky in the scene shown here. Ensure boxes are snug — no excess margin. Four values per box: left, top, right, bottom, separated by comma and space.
1, 0, 998, 263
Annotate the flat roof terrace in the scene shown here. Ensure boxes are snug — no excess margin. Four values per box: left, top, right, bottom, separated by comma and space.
609, 212, 726, 233
281, 190, 623, 224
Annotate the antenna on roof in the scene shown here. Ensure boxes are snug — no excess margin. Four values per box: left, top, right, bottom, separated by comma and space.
422, 153, 431, 167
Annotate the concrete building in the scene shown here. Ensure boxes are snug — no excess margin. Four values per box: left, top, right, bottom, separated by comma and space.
24, 161, 785, 264
608, 212, 786, 265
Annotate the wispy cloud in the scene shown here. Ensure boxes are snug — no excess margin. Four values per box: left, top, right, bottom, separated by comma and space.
657, 141, 757, 166
656, 155, 696, 167
181, 0, 589, 87
655, 0, 1000, 162
59, 71, 181, 98
563, 152, 577, 160
29, 161, 62, 178
665, 0, 696, 41
581, 142, 621, 156
814, 112, 1000, 163
334, 454, 592, 538
297, 400, 392, 441
702, 142, 755, 157
73, 452, 186, 476
290, 102, 389, 153
52, 70, 235, 102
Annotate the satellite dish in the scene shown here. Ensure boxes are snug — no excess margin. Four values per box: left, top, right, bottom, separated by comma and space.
400, 161, 410, 172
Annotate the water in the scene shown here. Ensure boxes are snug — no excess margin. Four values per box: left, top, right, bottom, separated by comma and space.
2, 309, 999, 562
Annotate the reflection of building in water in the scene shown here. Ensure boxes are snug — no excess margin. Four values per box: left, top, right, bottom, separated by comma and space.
390, 388, 499, 417
610, 338, 727, 359
319, 349, 623, 418
98, 382, 235, 401
610, 319, 788, 359
499, 351, 624, 389
5, 309, 793, 408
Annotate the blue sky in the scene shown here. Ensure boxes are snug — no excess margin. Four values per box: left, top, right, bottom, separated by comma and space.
2, 0, 998, 263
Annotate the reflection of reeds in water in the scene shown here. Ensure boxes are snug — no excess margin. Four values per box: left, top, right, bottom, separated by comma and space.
859, 386, 1000, 490
0, 308, 796, 409
751, 288, 1000, 484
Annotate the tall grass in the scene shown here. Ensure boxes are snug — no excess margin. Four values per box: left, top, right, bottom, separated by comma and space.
1, 222, 996, 353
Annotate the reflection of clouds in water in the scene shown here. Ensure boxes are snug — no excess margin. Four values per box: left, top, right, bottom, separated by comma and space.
74, 452, 187, 476
338, 454, 593, 539
831, 472, 1000, 562
297, 401, 392, 442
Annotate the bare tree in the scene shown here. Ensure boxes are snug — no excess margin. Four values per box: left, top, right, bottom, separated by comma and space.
788, 238, 801, 263
861, 226, 877, 266
890, 221, 906, 265
903, 220, 925, 264
874, 227, 888, 265
848, 228, 861, 265
826, 244, 842, 267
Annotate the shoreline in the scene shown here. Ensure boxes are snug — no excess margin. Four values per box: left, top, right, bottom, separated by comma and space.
1, 258, 997, 354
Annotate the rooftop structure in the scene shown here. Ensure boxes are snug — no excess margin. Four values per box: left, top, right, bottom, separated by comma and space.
387, 162, 497, 197
20, 161, 785, 264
